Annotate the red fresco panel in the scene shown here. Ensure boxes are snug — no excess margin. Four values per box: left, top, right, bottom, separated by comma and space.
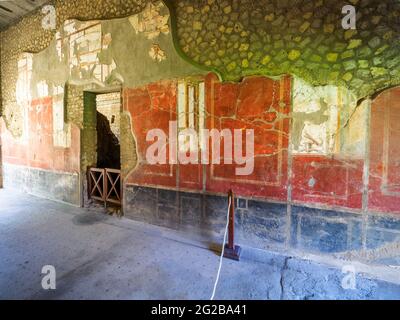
292, 155, 364, 210
124, 75, 391, 214
1, 118, 29, 167
178, 162, 203, 191
124, 81, 178, 188
124, 75, 290, 199
53, 123, 80, 173
369, 88, 400, 214
28, 97, 54, 170
1, 97, 80, 173
204, 74, 291, 201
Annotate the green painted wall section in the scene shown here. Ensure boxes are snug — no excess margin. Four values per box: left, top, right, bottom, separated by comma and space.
30, 16, 203, 101
101, 15, 204, 88
166, 0, 400, 99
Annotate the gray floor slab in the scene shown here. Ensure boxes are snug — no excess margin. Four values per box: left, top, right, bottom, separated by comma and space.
0, 189, 399, 300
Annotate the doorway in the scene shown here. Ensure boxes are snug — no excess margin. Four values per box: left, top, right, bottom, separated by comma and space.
83, 90, 122, 210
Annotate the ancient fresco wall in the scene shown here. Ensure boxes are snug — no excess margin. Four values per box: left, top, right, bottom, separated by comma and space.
123, 82, 400, 256
122, 72, 400, 218
124, 74, 291, 201
0, 1, 204, 204
0, 0, 399, 255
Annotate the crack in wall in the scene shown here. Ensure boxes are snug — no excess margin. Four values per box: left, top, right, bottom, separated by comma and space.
279, 256, 291, 300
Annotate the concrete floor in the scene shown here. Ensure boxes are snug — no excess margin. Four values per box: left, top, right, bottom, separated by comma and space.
1, 189, 400, 300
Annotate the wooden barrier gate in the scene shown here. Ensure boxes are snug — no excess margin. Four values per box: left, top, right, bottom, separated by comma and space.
88, 167, 121, 206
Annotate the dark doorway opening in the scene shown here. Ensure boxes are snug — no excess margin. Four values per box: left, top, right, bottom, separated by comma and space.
96, 92, 121, 170
96, 112, 120, 169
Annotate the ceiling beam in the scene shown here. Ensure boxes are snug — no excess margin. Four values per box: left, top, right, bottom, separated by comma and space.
0, 0, 50, 30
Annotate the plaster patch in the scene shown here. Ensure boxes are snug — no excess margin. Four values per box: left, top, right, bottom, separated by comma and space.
149, 44, 166, 62
299, 121, 327, 154
129, 1, 169, 40
53, 94, 71, 148
308, 177, 316, 188
292, 78, 358, 156
57, 19, 113, 83
16, 53, 33, 106
53, 85, 64, 96
37, 81, 49, 98
15, 53, 33, 141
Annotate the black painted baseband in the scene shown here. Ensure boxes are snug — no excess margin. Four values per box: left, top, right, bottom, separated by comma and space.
124, 185, 400, 256
3, 163, 80, 206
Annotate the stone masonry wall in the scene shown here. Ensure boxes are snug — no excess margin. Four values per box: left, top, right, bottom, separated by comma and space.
166, 0, 400, 99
